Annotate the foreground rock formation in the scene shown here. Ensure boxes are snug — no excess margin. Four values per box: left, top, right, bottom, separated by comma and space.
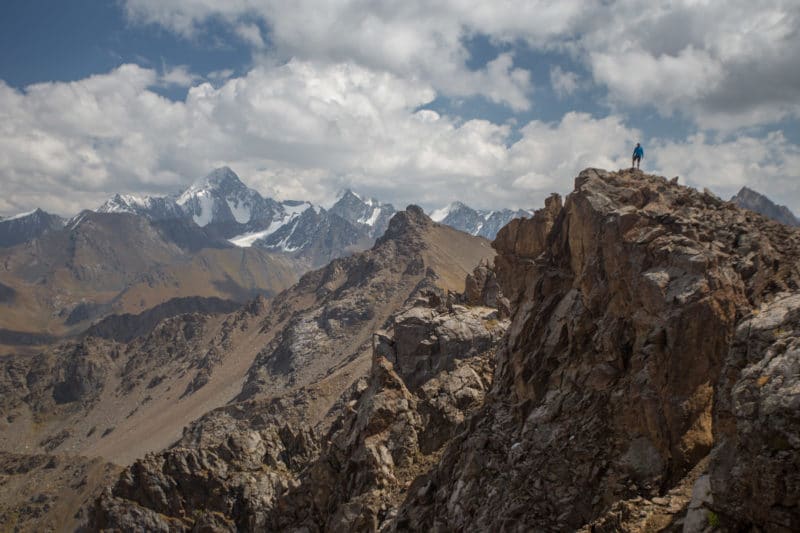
397, 168, 800, 531
90, 288, 508, 531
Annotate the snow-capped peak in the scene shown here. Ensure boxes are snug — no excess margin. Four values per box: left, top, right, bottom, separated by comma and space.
430, 202, 467, 222
2, 208, 38, 222
99, 193, 151, 213
176, 167, 264, 227
196, 166, 242, 188
178, 167, 246, 205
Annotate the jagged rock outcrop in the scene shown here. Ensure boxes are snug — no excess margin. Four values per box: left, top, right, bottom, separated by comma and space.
88, 287, 507, 532
492, 192, 561, 306
710, 292, 800, 531
91, 397, 320, 531
396, 168, 800, 531
266, 292, 507, 532
54, 170, 800, 531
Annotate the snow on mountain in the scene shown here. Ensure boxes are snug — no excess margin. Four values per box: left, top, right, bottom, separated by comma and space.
176, 167, 282, 234
4, 209, 37, 221
228, 201, 313, 248
429, 201, 532, 240
0, 208, 65, 247
98, 194, 184, 221
255, 204, 373, 266
88, 169, 526, 265
329, 189, 396, 239
429, 204, 453, 223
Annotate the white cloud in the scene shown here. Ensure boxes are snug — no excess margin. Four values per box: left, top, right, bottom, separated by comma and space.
234, 23, 265, 49
579, 0, 800, 130
159, 64, 199, 87
550, 66, 580, 98
2, 58, 800, 218
122, 0, 800, 131
122, 0, 546, 111
651, 131, 800, 204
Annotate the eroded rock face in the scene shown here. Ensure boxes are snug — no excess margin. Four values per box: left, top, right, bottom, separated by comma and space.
90, 398, 320, 531
266, 294, 507, 532
396, 168, 800, 531
710, 293, 800, 531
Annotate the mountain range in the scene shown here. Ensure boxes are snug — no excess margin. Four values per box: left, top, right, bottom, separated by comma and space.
0, 169, 799, 531
4, 167, 531, 257
0, 167, 526, 355
431, 201, 533, 239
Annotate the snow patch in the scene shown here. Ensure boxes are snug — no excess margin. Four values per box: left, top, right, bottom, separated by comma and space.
358, 206, 382, 226
229, 202, 312, 248
191, 190, 215, 227
4, 209, 36, 221
430, 204, 453, 222
67, 213, 87, 229
226, 199, 252, 224
228, 221, 284, 247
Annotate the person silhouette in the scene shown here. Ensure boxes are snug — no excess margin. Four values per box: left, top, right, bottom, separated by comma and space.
632, 143, 644, 169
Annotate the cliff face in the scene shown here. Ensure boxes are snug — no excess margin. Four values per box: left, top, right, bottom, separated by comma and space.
398, 168, 800, 531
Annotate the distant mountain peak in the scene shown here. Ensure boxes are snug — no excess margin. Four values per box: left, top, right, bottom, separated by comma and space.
329, 189, 396, 239
429, 200, 532, 239
0, 208, 65, 247
184, 167, 248, 196
731, 186, 799, 227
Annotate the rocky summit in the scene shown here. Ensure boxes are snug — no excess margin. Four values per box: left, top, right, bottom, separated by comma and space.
399, 168, 800, 532
3, 169, 800, 532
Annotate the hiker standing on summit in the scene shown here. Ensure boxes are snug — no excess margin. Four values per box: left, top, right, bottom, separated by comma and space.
632, 142, 644, 169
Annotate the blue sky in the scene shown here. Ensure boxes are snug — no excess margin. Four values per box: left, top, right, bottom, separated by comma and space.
1, 1, 799, 216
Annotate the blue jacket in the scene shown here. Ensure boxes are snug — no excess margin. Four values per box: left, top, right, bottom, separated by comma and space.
633, 145, 644, 158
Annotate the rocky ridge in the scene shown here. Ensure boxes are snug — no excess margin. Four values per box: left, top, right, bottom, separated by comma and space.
397, 168, 800, 531
85, 208, 498, 531
0, 208, 64, 248
90, 277, 508, 531
0, 206, 495, 531
7, 169, 800, 532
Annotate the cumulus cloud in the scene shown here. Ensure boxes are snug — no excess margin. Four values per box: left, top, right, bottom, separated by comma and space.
122, 0, 800, 131
234, 23, 265, 49
5, 57, 797, 218
651, 132, 800, 204
123, 0, 543, 111
159, 64, 199, 87
580, 0, 800, 129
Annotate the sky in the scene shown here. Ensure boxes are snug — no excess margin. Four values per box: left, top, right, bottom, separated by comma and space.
1, 0, 799, 216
